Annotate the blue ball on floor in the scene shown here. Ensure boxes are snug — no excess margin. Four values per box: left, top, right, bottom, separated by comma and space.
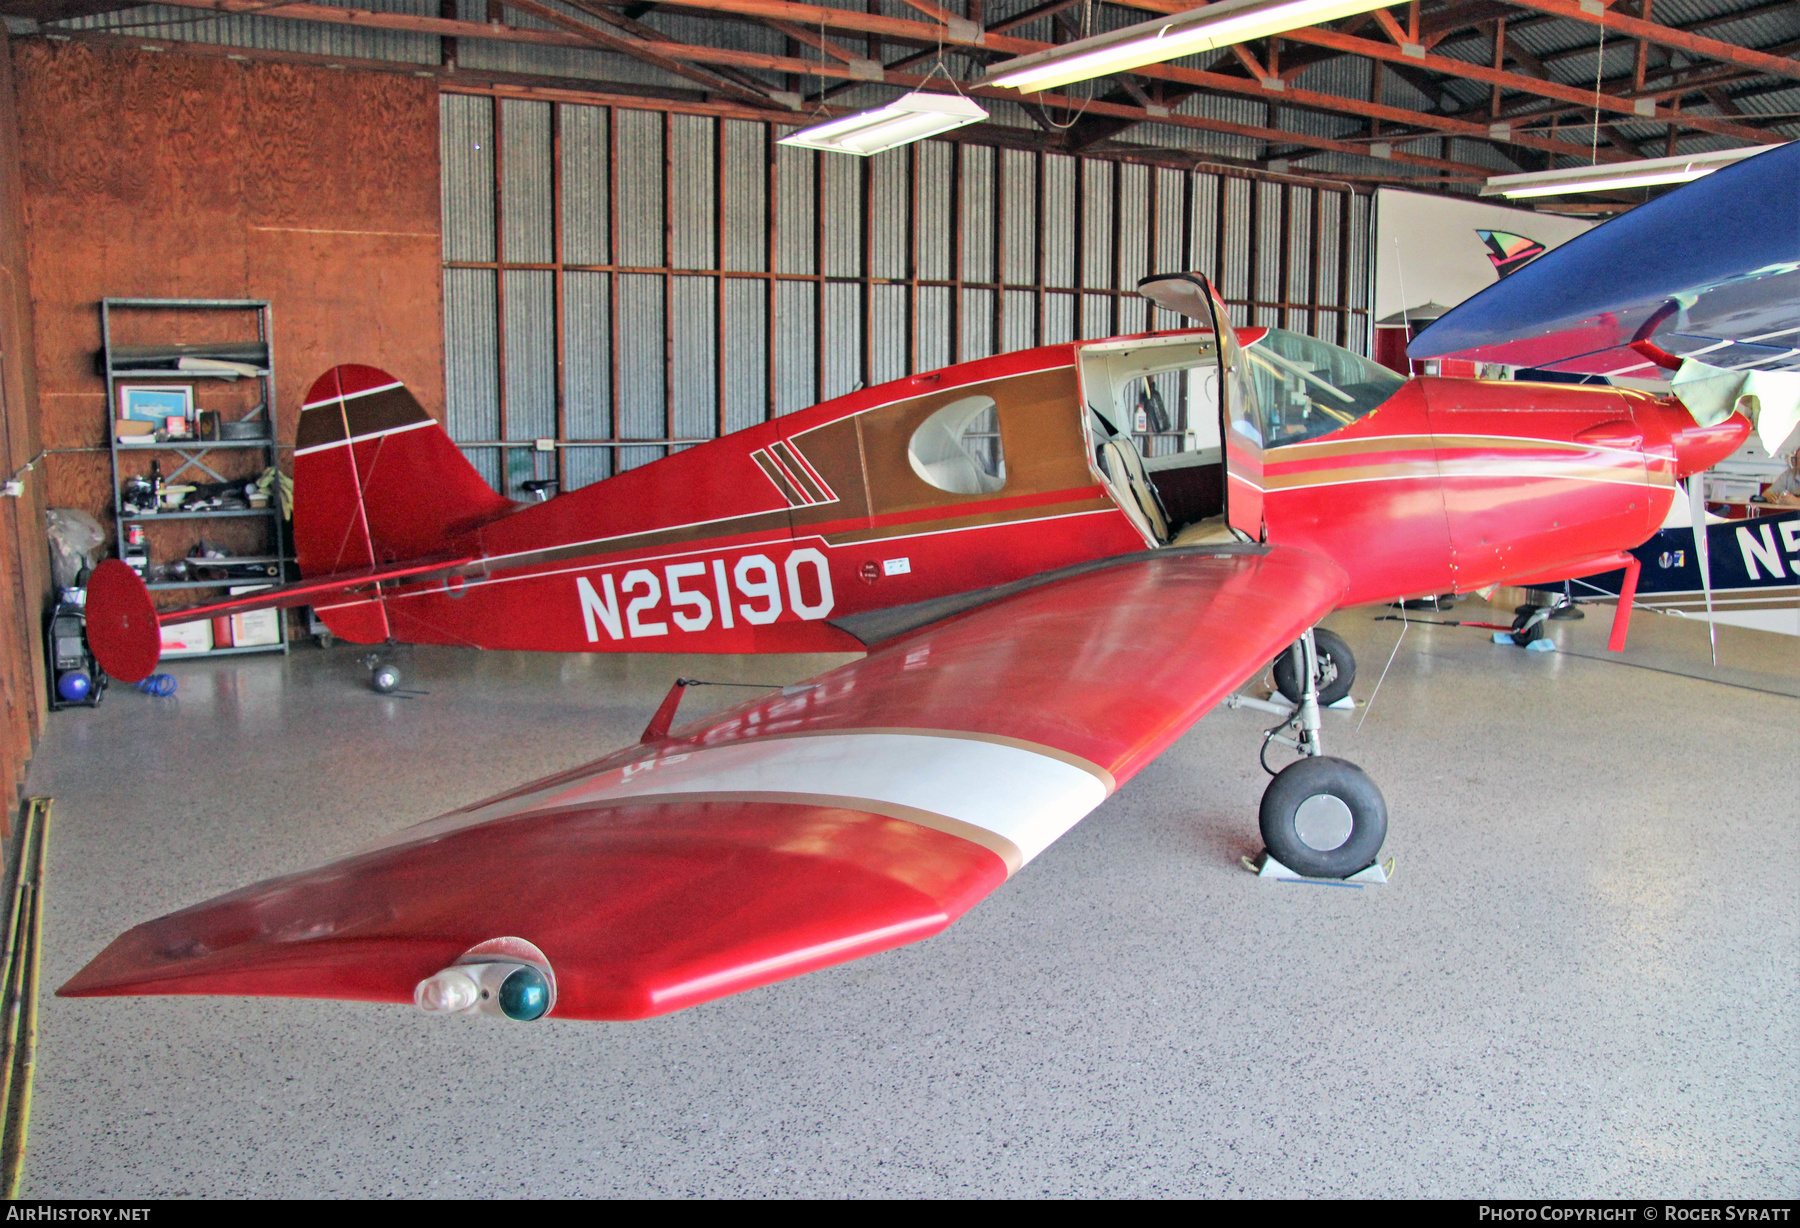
57, 670, 91, 702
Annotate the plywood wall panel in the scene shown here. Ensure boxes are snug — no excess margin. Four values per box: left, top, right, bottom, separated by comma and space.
36, 392, 105, 451
14, 38, 443, 533
21, 45, 252, 399
247, 228, 443, 425
0, 31, 47, 826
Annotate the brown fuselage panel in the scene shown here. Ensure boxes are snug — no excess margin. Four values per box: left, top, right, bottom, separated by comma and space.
856, 367, 1089, 519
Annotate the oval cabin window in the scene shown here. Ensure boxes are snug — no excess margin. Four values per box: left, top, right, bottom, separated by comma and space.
908, 396, 1006, 495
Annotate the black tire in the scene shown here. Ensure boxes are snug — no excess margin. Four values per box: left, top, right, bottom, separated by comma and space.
315, 632, 335, 650
372, 664, 402, 694
1510, 605, 1547, 646
1259, 756, 1388, 878
1272, 628, 1356, 707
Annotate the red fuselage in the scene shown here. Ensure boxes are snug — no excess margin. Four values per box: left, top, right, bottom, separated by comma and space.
310, 331, 1744, 655
1266, 375, 1711, 606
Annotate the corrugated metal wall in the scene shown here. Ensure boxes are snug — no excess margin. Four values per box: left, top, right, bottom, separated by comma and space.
441, 93, 1372, 494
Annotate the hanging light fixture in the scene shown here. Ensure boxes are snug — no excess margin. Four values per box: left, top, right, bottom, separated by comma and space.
984, 0, 1403, 94
776, 91, 988, 157
1481, 145, 1786, 199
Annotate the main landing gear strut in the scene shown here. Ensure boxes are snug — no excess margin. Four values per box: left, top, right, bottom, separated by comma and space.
1226, 630, 1389, 880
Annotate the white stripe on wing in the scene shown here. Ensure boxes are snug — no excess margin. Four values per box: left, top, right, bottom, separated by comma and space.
367, 732, 1111, 874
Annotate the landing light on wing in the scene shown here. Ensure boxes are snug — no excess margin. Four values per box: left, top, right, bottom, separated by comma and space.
415, 968, 480, 1013
414, 938, 558, 1021
415, 962, 553, 1021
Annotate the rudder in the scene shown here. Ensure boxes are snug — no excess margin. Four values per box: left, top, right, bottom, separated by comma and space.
293, 364, 513, 578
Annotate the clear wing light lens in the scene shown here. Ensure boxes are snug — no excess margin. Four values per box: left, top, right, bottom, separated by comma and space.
415, 968, 480, 1014
414, 951, 556, 1021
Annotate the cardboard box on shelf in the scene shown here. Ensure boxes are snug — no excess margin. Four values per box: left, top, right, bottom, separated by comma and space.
228, 585, 280, 647
160, 619, 213, 657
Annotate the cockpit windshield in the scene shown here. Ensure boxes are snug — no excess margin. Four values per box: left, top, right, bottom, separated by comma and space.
1244, 328, 1406, 448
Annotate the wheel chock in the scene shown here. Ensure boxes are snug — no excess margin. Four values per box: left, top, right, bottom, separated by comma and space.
1490, 631, 1558, 652
1241, 850, 1394, 885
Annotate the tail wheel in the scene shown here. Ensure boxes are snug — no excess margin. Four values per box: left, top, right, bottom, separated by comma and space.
1272, 628, 1356, 707
1259, 756, 1387, 878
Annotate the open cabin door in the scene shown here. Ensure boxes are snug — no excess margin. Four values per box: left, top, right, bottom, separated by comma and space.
1137, 275, 1265, 541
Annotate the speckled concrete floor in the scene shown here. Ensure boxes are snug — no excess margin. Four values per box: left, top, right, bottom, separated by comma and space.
18, 597, 1799, 1198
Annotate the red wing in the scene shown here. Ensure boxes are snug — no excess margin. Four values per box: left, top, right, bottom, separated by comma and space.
62, 545, 1348, 1020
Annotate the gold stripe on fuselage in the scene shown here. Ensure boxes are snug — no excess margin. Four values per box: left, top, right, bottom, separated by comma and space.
1434, 457, 1669, 487
1271, 432, 1648, 462
1268, 433, 1437, 460
1264, 460, 1439, 490
1265, 431, 1669, 493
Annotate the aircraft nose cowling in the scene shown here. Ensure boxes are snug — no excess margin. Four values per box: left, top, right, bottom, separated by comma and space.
1667, 408, 1752, 479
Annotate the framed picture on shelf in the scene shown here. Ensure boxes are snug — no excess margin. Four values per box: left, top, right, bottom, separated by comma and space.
118, 384, 193, 424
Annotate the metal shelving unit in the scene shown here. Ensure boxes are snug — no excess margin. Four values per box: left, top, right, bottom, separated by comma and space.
101, 298, 289, 662
118, 508, 282, 522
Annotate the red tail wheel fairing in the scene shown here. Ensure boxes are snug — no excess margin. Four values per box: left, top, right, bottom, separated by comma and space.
62, 545, 1348, 1020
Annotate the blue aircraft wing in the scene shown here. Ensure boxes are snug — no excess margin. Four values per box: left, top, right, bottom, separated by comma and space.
1408, 143, 1800, 378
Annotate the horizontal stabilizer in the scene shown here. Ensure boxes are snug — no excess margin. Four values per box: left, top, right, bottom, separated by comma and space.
85, 554, 479, 684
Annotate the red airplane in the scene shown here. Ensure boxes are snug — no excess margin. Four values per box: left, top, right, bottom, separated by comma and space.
66, 274, 1746, 1023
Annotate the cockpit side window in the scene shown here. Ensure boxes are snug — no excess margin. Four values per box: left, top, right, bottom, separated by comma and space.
908, 395, 1006, 495
1245, 328, 1405, 447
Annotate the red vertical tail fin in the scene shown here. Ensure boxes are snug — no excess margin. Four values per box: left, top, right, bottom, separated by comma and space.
293, 364, 513, 576
293, 365, 513, 642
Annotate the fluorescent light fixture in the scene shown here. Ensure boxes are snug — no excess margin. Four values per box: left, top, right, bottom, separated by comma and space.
776, 91, 987, 156
1481, 144, 1785, 199
984, 0, 1401, 93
